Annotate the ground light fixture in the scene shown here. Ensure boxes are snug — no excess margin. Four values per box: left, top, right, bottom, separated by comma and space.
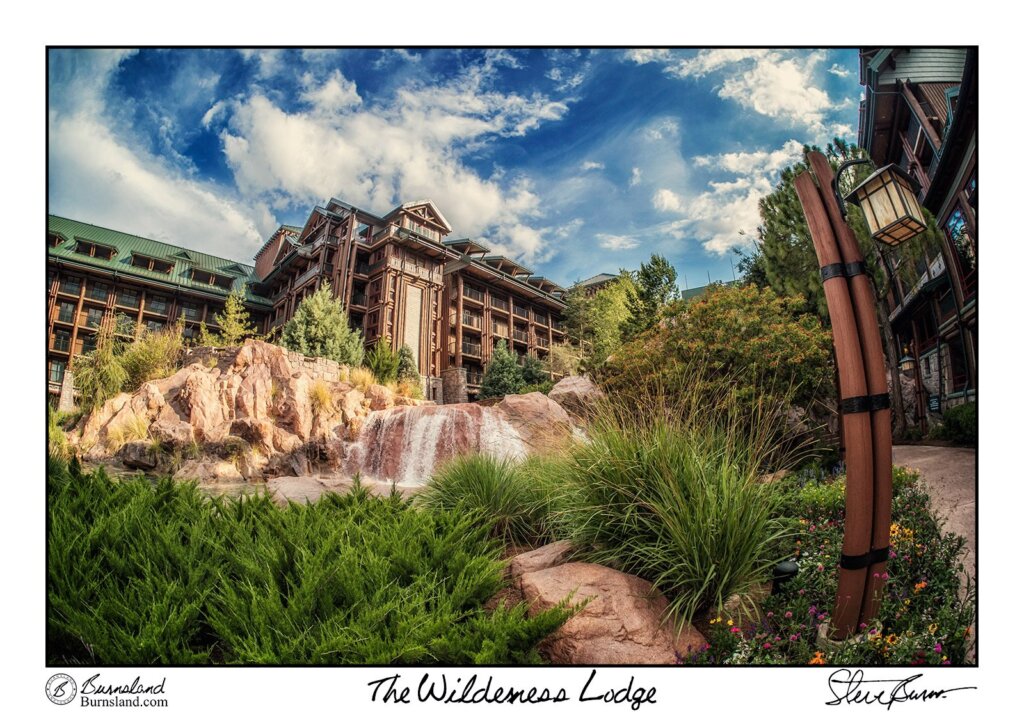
837, 162, 928, 247
771, 561, 799, 595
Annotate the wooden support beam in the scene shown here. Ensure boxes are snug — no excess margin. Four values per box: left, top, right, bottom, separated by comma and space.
809, 152, 893, 627
795, 170, 874, 639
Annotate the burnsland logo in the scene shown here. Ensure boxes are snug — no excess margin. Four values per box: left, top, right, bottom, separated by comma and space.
45, 674, 77, 705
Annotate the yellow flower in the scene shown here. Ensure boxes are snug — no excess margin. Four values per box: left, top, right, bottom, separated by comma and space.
727, 619, 734, 626
885, 634, 898, 645
928, 623, 938, 635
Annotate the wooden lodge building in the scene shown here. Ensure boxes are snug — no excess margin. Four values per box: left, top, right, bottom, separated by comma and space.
47, 199, 567, 405
858, 47, 977, 426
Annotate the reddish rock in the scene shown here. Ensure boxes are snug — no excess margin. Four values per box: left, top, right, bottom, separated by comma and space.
508, 540, 575, 580
548, 376, 604, 420
365, 384, 395, 411
173, 457, 244, 484
494, 392, 573, 450
518, 562, 706, 665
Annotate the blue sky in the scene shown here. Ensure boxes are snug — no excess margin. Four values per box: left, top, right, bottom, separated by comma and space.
48, 48, 863, 289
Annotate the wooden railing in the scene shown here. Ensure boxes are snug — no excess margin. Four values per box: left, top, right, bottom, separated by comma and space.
462, 342, 482, 357
462, 313, 482, 329
466, 371, 484, 386
490, 295, 509, 311
513, 305, 529, 319
512, 329, 529, 343
463, 285, 484, 302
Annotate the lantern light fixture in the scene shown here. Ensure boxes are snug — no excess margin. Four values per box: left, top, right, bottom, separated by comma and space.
838, 162, 928, 247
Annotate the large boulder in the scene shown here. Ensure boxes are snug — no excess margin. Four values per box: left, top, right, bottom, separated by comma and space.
518, 562, 706, 665
494, 392, 573, 451
508, 540, 575, 580
172, 457, 244, 484
118, 440, 159, 471
548, 376, 604, 420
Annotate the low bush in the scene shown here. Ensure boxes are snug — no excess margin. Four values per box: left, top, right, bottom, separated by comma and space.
105, 414, 151, 451
518, 381, 553, 395
350, 366, 376, 391
935, 402, 977, 446
121, 321, 185, 391
48, 456, 569, 665
365, 337, 400, 384
419, 454, 555, 546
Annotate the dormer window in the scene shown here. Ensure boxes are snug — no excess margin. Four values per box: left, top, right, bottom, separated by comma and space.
191, 268, 234, 290
49, 233, 65, 248
74, 240, 116, 260
131, 254, 174, 274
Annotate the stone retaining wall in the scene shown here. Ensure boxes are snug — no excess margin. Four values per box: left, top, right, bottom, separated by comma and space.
184, 342, 349, 383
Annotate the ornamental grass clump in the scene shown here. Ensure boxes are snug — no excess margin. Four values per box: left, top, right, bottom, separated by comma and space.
550, 376, 796, 625
419, 454, 556, 546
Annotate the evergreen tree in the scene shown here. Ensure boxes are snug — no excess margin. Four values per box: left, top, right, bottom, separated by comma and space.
366, 337, 400, 383
620, 254, 679, 341
280, 281, 364, 366
520, 353, 548, 386
481, 340, 525, 398
396, 344, 419, 382
200, 290, 257, 347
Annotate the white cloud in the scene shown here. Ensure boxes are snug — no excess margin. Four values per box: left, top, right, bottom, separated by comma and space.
828, 63, 852, 77
580, 161, 604, 171
221, 60, 570, 262
48, 51, 271, 262
629, 167, 642, 186
300, 69, 362, 112
598, 233, 640, 251
694, 139, 804, 175
201, 100, 226, 128
625, 49, 672, 65
655, 139, 806, 255
643, 117, 680, 141
50, 112, 268, 261
633, 49, 844, 140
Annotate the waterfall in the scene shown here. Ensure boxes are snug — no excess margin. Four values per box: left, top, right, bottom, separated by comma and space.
340, 403, 529, 485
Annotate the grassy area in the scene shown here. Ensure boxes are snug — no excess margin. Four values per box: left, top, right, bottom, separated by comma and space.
47, 455, 571, 665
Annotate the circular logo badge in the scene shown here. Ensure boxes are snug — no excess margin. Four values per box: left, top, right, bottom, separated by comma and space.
45, 674, 77, 705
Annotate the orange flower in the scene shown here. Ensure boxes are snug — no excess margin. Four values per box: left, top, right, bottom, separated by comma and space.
809, 651, 827, 665
914, 581, 928, 593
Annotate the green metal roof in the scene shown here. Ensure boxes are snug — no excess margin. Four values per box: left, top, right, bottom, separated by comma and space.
48, 215, 271, 307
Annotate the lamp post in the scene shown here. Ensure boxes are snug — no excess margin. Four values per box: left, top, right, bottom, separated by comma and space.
795, 153, 929, 640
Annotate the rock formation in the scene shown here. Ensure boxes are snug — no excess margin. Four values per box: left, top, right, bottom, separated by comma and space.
75, 340, 575, 486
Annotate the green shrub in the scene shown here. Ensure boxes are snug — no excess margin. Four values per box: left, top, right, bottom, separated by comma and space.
481, 340, 525, 399
280, 281, 364, 366
936, 402, 977, 445
552, 385, 794, 624
48, 406, 71, 461
47, 456, 569, 665
396, 344, 419, 382
365, 337, 400, 384
73, 320, 129, 413
419, 454, 554, 546
518, 381, 553, 395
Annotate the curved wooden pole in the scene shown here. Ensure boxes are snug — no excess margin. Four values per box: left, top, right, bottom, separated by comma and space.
795, 171, 874, 638
808, 153, 893, 627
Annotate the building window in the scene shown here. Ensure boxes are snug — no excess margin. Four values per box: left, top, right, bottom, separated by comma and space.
56, 302, 76, 324
49, 233, 65, 248
144, 318, 165, 332
84, 307, 105, 328
131, 254, 174, 274
52, 330, 71, 353
180, 301, 202, 321
116, 287, 140, 309
944, 205, 976, 275
87, 281, 110, 302
80, 333, 98, 354
60, 275, 82, 296
49, 360, 66, 384
147, 295, 169, 315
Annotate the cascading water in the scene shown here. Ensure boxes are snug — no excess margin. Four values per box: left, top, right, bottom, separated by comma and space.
339, 403, 530, 485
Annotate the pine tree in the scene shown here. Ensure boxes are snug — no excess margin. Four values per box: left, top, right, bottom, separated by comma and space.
620, 254, 679, 341
520, 353, 548, 386
481, 340, 525, 398
280, 281, 364, 366
365, 337, 400, 384
396, 344, 419, 382
201, 290, 258, 347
